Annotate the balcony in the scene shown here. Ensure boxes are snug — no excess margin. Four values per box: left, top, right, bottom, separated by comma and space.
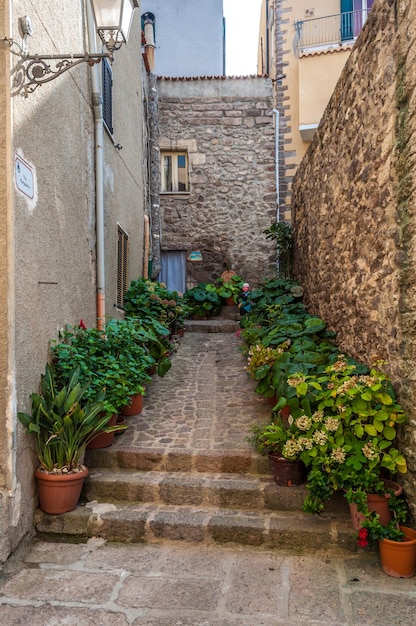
294, 10, 371, 52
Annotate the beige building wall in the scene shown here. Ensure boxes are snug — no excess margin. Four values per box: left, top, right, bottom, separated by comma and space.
0, 0, 146, 564
259, 1, 356, 219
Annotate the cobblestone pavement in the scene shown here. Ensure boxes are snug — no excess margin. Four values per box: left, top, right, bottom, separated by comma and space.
1, 330, 416, 625
112, 331, 272, 451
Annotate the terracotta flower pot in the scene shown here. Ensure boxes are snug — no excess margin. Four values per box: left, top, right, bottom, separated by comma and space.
379, 526, 416, 578
35, 466, 88, 514
268, 453, 306, 487
86, 413, 117, 449
349, 479, 403, 530
121, 392, 143, 416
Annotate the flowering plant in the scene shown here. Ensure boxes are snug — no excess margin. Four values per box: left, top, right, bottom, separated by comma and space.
248, 414, 294, 456
124, 278, 189, 333
277, 357, 408, 513
357, 494, 409, 546
245, 341, 290, 379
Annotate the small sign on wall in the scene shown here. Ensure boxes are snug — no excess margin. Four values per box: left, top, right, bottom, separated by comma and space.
15, 154, 35, 200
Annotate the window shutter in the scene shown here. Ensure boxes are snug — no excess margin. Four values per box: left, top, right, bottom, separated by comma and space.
102, 58, 113, 135
117, 226, 129, 308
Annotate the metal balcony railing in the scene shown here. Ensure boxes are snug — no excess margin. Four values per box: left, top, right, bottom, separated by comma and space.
294, 10, 370, 51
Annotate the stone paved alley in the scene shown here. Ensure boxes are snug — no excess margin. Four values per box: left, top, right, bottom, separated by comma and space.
1, 328, 416, 625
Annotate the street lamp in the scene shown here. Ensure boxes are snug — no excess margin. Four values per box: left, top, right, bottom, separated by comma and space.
2, 0, 139, 97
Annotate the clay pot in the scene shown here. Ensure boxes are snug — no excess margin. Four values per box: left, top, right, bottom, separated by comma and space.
349, 479, 403, 530
86, 413, 117, 449
35, 466, 88, 514
268, 453, 306, 487
121, 392, 143, 416
379, 526, 416, 578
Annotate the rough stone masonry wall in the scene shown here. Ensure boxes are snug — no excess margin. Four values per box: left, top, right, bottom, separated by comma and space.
292, 0, 416, 513
158, 77, 277, 287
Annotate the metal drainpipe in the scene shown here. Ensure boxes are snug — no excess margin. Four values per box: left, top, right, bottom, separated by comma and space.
86, 1, 106, 330
273, 108, 280, 220
273, 108, 281, 274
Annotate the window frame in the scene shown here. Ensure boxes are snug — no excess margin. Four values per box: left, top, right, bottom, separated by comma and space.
160, 151, 189, 194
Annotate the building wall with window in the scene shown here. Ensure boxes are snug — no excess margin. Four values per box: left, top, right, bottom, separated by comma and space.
259, 0, 374, 219
158, 76, 276, 288
141, 0, 225, 77
0, 0, 147, 564
291, 0, 416, 516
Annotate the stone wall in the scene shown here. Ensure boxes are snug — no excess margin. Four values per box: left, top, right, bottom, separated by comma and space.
292, 0, 416, 513
158, 77, 277, 287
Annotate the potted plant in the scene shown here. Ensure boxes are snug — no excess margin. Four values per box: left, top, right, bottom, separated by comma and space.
357, 495, 416, 578
124, 277, 189, 335
276, 357, 408, 514
216, 274, 244, 305
17, 364, 125, 514
50, 319, 154, 419
248, 416, 306, 486
183, 283, 223, 319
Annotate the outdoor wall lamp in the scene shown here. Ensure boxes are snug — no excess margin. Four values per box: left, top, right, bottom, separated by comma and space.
2, 0, 139, 97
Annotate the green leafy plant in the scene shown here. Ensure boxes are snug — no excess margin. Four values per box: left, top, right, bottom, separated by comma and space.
124, 278, 189, 334
215, 274, 244, 303
50, 319, 154, 415
263, 222, 294, 279
248, 415, 297, 457
276, 357, 408, 513
183, 283, 222, 318
18, 364, 124, 473
357, 494, 409, 546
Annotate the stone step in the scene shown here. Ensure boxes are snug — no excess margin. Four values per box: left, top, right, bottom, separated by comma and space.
184, 318, 240, 333
85, 446, 272, 476
34, 502, 357, 555
83, 468, 321, 512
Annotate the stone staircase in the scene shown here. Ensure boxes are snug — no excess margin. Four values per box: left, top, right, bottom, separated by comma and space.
34, 312, 357, 555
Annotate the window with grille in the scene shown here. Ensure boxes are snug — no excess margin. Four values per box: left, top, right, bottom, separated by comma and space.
117, 225, 129, 308
102, 58, 113, 135
161, 152, 189, 192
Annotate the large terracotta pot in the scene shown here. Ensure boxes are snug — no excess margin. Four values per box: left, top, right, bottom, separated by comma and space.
35, 466, 88, 514
121, 392, 143, 416
268, 453, 306, 487
86, 413, 117, 449
349, 479, 403, 530
379, 526, 416, 578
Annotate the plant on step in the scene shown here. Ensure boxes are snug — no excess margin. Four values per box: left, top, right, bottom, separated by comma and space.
245, 340, 291, 399
124, 277, 189, 334
277, 356, 408, 514
183, 283, 223, 318
18, 364, 124, 473
357, 493, 409, 546
247, 414, 298, 458
50, 318, 154, 415
215, 274, 244, 303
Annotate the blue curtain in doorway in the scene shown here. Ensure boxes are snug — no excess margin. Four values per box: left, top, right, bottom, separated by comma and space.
160, 251, 187, 294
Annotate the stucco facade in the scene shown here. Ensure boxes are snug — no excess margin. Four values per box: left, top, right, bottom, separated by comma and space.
141, 0, 225, 78
158, 77, 276, 288
292, 0, 416, 517
259, 1, 373, 219
0, 0, 147, 563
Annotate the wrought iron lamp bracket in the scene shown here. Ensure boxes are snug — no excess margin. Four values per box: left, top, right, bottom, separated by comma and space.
2, 38, 109, 97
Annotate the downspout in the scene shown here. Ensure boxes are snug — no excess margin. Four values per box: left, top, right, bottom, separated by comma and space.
273, 108, 280, 275
273, 108, 280, 220
86, 1, 106, 330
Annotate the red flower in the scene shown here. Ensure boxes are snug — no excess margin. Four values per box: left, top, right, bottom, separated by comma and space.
357, 527, 369, 548
78, 319, 87, 330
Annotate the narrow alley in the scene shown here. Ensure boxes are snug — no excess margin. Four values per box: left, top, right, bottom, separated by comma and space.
1, 326, 416, 625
